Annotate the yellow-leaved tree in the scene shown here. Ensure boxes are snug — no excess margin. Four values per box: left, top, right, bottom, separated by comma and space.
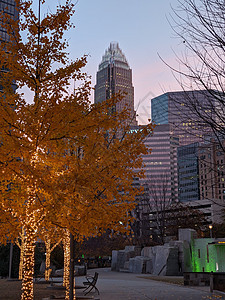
0, 0, 154, 299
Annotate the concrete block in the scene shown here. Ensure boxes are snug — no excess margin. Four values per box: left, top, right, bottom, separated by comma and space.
168, 240, 184, 274
166, 247, 179, 276
129, 258, 135, 273
129, 256, 151, 274
178, 228, 197, 243
182, 240, 192, 272
124, 261, 129, 270
134, 246, 142, 256
125, 246, 136, 252
141, 247, 153, 258
111, 250, 118, 271
117, 250, 126, 271
146, 259, 153, 274
169, 240, 184, 252
153, 246, 179, 276
134, 256, 145, 274
124, 250, 135, 261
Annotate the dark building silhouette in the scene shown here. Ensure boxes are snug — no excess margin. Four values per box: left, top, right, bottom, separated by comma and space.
0, 0, 18, 42
0, 0, 18, 92
177, 142, 200, 202
94, 42, 137, 125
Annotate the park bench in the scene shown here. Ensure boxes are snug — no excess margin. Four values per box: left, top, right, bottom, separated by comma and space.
47, 271, 99, 297
82, 272, 99, 296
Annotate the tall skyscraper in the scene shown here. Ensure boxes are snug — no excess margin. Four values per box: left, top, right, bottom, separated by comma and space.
135, 124, 179, 241
95, 42, 137, 125
142, 124, 179, 203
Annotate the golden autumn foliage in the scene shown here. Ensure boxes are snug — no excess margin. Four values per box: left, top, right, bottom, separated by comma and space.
0, 0, 154, 299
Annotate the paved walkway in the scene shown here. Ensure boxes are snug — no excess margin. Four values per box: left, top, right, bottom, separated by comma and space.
74, 268, 225, 300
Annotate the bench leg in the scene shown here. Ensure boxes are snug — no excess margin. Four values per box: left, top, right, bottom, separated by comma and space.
83, 284, 99, 295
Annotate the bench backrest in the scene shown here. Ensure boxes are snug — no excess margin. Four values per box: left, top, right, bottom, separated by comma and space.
92, 272, 98, 284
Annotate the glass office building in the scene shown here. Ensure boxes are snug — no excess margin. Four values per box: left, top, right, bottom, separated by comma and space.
151, 90, 215, 146
177, 142, 200, 202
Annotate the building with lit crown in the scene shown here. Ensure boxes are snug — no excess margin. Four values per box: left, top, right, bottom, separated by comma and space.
95, 42, 137, 125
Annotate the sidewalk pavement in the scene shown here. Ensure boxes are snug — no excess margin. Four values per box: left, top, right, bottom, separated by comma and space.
74, 268, 225, 300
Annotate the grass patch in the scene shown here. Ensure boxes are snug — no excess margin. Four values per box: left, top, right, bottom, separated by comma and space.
138, 275, 184, 286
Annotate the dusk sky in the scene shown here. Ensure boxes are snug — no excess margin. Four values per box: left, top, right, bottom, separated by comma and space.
45, 0, 184, 124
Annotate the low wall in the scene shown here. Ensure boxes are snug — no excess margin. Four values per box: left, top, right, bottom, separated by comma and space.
184, 272, 225, 292
184, 272, 210, 286
213, 273, 225, 292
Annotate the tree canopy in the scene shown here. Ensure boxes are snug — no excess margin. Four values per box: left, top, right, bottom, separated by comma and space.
0, 1, 154, 299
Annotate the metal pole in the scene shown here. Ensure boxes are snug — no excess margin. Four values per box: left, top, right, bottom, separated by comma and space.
69, 233, 75, 300
8, 242, 13, 279
210, 271, 213, 293
209, 225, 213, 239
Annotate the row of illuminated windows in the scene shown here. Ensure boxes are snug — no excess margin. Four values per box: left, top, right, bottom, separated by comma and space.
144, 162, 170, 167
146, 157, 171, 161
150, 152, 171, 156
145, 142, 170, 146
143, 155, 171, 159
143, 157, 170, 162
142, 158, 170, 163
145, 168, 172, 172
181, 175, 198, 181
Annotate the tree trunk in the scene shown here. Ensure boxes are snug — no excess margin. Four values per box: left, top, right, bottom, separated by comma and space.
69, 233, 75, 300
18, 230, 26, 280
19, 245, 24, 281
21, 226, 36, 300
45, 240, 51, 281
8, 243, 13, 280
63, 230, 70, 300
